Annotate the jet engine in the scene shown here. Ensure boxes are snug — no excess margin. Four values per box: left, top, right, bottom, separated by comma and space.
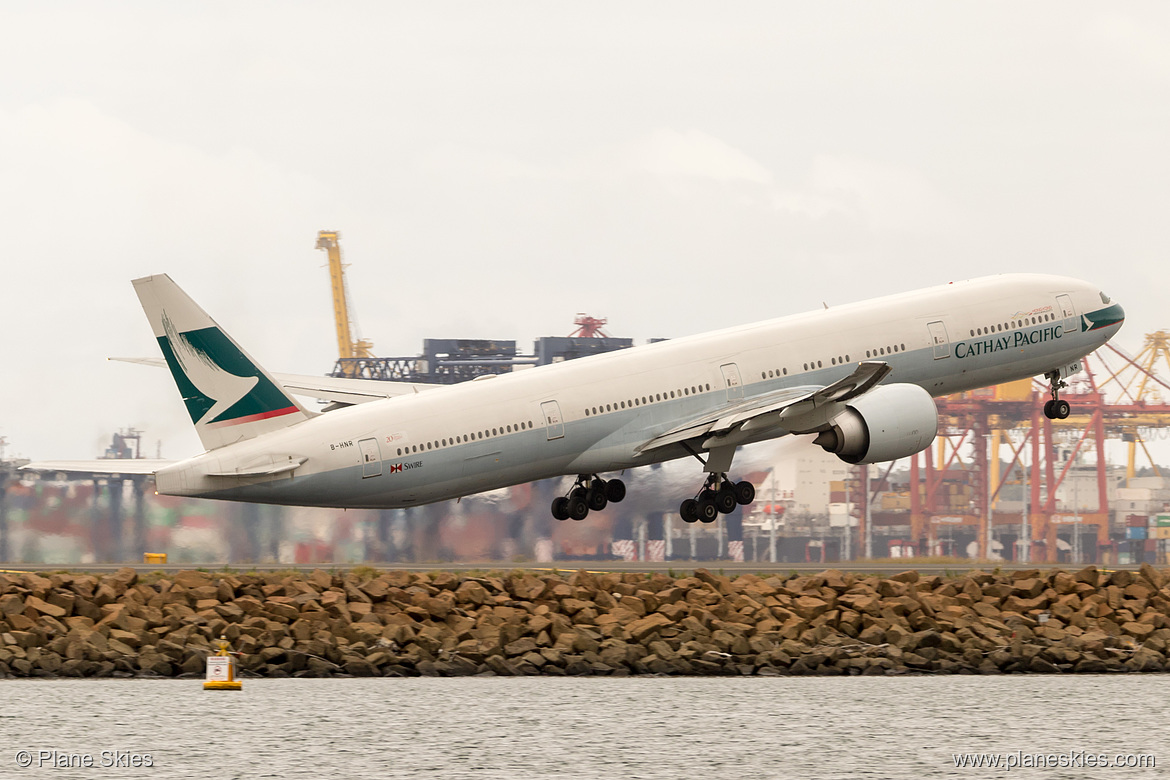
813, 383, 938, 464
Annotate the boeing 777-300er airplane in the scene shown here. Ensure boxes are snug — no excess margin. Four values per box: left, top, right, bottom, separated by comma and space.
25, 273, 1124, 524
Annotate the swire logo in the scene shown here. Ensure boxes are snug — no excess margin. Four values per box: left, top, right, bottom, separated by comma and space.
389, 464, 403, 473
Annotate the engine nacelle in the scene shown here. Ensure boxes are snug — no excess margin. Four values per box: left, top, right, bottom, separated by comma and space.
813, 383, 938, 464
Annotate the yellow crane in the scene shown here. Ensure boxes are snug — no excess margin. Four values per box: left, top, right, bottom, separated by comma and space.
315, 230, 374, 374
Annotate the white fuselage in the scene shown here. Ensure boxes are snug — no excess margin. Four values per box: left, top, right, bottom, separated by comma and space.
154, 273, 1124, 508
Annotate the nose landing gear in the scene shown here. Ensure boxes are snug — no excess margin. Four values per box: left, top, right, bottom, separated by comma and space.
550, 475, 626, 521
1043, 370, 1071, 420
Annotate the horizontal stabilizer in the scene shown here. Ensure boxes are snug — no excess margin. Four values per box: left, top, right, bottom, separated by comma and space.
205, 456, 307, 477
21, 460, 172, 477
109, 357, 439, 406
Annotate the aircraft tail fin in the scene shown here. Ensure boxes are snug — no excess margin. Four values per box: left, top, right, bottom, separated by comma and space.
132, 274, 314, 450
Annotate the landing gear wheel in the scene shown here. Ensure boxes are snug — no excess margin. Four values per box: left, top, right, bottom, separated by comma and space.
680, 498, 699, 523
699, 488, 717, 504
697, 498, 719, 524
1044, 369, 1071, 421
604, 479, 626, 503
551, 496, 570, 521
570, 487, 586, 501
714, 489, 738, 515
733, 481, 756, 506
586, 488, 608, 512
567, 495, 590, 521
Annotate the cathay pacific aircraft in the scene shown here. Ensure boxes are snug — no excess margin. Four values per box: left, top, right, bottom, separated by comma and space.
25, 273, 1124, 524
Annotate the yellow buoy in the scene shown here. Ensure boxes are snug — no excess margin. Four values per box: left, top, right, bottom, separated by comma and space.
203, 636, 242, 691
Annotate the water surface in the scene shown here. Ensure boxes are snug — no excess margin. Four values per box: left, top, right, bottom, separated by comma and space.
1, 676, 1166, 779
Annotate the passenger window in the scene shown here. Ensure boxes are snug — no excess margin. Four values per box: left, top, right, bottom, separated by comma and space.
397, 448, 402, 456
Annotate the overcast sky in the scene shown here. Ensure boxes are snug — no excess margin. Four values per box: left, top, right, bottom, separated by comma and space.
3, 2, 1169, 461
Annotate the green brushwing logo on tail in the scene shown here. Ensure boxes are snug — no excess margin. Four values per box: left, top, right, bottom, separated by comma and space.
158, 315, 298, 427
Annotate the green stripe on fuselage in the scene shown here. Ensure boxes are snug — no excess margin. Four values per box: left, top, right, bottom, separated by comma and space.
1083, 303, 1125, 332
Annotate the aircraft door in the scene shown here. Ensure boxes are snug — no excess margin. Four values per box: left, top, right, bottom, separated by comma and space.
358, 437, 382, 478
927, 321, 950, 360
1056, 294, 1078, 334
541, 400, 564, 440
720, 363, 744, 400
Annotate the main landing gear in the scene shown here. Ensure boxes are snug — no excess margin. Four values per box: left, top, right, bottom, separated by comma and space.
1043, 370, 1071, 420
679, 473, 755, 524
551, 475, 626, 521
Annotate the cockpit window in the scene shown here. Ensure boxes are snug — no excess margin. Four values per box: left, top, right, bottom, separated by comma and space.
1100, 291, 1111, 304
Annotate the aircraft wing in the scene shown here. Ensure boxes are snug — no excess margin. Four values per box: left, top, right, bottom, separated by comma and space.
636, 361, 891, 454
110, 357, 438, 405
20, 460, 173, 477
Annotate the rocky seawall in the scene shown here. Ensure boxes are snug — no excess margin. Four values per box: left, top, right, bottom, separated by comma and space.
2, 565, 1170, 679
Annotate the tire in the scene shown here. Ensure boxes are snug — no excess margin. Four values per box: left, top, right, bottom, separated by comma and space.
699, 489, 717, 503
551, 496, 570, 521
697, 498, 718, 523
733, 480, 756, 506
680, 498, 699, 523
715, 489, 737, 515
1055, 399, 1071, 419
568, 495, 590, 521
605, 479, 626, 503
587, 488, 608, 512
1043, 399, 1055, 419
570, 487, 587, 501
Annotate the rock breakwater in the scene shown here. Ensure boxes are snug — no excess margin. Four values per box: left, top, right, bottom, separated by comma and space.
2, 565, 1170, 678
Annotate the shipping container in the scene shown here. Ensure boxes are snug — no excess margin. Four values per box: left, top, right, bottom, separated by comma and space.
1126, 526, 1148, 540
